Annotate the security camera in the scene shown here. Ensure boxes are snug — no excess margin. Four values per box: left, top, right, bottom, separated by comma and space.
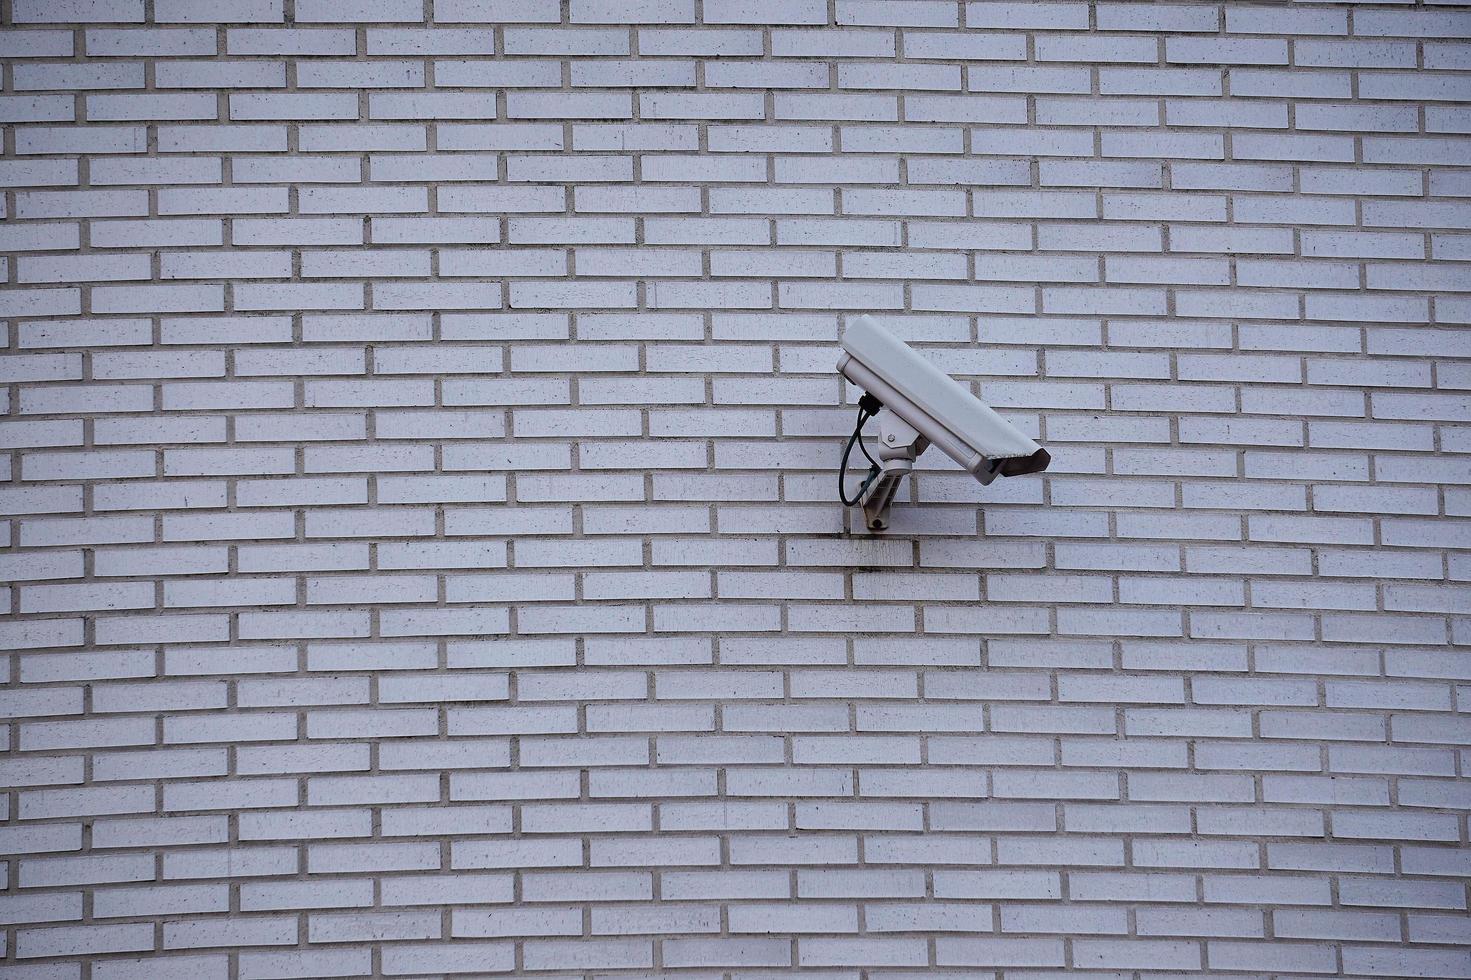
836, 314, 1050, 531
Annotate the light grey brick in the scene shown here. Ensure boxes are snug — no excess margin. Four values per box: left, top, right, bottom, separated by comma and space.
0, 5, 1462, 974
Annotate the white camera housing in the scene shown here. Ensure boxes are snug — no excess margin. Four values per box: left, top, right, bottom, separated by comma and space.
837, 314, 1050, 530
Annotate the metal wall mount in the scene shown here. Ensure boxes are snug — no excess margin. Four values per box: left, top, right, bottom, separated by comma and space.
858, 412, 930, 531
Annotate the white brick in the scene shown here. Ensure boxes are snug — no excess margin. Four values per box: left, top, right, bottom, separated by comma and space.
0, 5, 1462, 974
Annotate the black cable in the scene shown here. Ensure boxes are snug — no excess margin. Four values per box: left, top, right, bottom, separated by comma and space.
855, 414, 881, 470
838, 406, 881, 506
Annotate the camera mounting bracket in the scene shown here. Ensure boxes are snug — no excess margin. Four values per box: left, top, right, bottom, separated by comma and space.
858, 412, 930, 531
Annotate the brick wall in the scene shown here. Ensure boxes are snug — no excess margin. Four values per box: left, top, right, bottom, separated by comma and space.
2, 0, 1469, 975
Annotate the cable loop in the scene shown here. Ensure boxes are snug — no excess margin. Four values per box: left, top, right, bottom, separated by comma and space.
838, 406, 881, 507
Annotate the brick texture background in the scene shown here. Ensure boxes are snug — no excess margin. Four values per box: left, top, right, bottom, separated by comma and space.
2, 0, 1470, 976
